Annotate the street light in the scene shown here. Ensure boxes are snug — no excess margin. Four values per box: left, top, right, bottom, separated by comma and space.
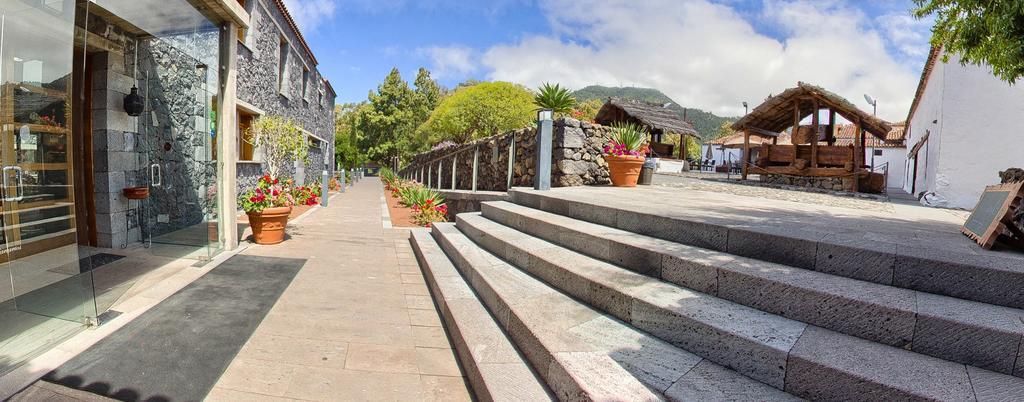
863, 94, 877, 116
742, 101, 748, 115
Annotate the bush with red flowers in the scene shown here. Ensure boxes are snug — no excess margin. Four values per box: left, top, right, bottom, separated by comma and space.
239, 174, 298, 213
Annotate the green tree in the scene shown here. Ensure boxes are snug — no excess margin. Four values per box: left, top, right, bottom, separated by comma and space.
571, 98, 604, 122
713, 120, 735, 140
914, 0, 1024, 83
335, 102, 366, 169
400, 68, 445, 158
418, 81, 535, 144
357, 68, 417, 164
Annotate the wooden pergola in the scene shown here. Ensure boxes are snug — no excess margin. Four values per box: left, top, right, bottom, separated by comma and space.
731, 82, 892, 192
595, 98, 700, 159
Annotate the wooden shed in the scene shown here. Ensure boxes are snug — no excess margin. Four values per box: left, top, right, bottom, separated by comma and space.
731, 82, 893, 193
595, 98, 700, 159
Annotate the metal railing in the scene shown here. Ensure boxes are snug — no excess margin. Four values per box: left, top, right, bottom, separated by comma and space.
399, 135, 517, 193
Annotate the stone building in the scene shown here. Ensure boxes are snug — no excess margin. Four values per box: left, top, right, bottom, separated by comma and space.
0, 0, 335, 378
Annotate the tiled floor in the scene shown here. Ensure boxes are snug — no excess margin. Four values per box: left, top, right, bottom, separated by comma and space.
207, 178, 472, 401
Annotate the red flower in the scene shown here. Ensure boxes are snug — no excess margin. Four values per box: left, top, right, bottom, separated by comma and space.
249, 196, 258, 202
273, 178, 279, 184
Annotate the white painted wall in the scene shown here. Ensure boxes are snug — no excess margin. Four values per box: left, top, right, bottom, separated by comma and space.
867, 147, 907, 189
907, 51, 1024, 209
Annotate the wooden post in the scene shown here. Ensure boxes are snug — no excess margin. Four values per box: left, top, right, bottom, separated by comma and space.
828, 109, 837, 145
742, 130, 751, 180
811, 100, 819, 168
792, 99, 800, 165
853, 119, 862, 192
681, 134, 688, 161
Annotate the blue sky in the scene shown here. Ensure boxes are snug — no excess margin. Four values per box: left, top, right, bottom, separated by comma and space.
283, 0, 934, 121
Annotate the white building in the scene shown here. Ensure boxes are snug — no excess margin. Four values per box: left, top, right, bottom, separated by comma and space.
904, 47, 1024, 209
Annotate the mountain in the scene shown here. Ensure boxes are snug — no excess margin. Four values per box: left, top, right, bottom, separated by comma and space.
572, 85, 737, 140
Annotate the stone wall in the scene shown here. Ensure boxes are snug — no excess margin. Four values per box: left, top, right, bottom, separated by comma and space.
400, 118, 613, 191
435, 190, 510, 221
236, 0, 336, 188
761, 174, 855, 193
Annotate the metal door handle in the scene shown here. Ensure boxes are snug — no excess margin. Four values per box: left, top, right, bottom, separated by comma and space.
1, 166, 21, 202
150, 164, 162, 187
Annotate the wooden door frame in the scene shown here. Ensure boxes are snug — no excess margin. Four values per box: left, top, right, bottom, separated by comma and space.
72, 50, 97, 246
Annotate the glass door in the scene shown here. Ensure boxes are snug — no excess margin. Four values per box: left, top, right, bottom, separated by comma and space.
0, 0, 95, 376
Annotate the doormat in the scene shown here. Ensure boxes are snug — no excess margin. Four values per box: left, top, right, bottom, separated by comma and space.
47, 253, 127, 276
43, 254, 306, 402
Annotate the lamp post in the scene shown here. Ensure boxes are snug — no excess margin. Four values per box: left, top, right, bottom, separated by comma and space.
534, 109, 554, 191
742, 101, 748, 115
864, 94, 878, 169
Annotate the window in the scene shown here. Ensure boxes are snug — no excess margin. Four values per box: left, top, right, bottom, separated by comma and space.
278, 36, 288, 93
873, 149, 883, 156
301, 67, 310, 101
318, 88, 324, 109
238, 110, 258, 161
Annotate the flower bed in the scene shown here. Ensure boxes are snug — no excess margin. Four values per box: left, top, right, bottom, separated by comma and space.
380, 167, 448, 227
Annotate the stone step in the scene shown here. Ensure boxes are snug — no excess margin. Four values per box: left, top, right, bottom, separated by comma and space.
455, 212, 1024, 401
508, 188, 1024, 311
480, 200, 1024, 377
409, 230, 554, 402
430, 223, 797, 401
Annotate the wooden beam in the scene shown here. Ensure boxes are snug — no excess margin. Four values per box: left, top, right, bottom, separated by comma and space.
811, 99, 819, 168
792, 99, 800, 165
853, 119, 862, 193
742, 130, 750, 180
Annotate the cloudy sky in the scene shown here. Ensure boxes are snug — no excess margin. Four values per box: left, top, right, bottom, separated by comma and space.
283, 0, 933, 122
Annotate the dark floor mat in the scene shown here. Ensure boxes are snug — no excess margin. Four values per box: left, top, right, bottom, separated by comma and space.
43, 254, 305, 402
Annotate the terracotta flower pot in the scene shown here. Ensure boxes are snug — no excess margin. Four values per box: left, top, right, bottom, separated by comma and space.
604, 155, 645, 187
247, 206, 292, 245
122, 187, 150, 200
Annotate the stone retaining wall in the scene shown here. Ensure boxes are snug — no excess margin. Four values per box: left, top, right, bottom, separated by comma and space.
436, 190, 510, 220
400, 118, 614, 191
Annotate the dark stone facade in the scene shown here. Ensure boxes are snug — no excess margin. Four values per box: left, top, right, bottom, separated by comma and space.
400, 118, 613, 191
236, 0, 336, 188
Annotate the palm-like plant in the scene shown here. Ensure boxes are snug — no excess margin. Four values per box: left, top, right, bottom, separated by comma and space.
534, 83, 576, 114
604, 122, 648, 157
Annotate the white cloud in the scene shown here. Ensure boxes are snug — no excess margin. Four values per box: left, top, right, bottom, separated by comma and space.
876, 11, 933, 61
281, 0, 337, 33
418, 45, 478, 79
481, 0, 925, 121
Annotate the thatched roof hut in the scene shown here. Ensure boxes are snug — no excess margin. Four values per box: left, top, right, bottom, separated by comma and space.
595, 98, 700, 138
731, 82, 892, 139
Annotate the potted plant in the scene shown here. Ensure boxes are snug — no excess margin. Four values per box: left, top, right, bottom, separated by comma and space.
240, 174, 293, 245
603, 122, 649, 187
240, 116, 309, 244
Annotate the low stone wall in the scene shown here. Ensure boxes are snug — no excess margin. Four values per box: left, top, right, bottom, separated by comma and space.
761, 174, 854, 192
437, 190, 510, 220
400, 118, 613, 191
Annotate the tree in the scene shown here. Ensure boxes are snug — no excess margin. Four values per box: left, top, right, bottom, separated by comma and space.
713, 120, 735, 140
914, 0, 1024, 83
335, 103, 366, 169
248, 116, 307, 178
400, 68, 445, 158
357, 68, 417, 164
571, 98, 604, 122
418, 81, 535, 144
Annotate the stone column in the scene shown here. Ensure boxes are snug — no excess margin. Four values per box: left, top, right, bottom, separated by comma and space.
217, 22, 239, 250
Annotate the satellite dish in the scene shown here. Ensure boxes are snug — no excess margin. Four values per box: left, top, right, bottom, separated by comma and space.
864, 94, 876, 105
663, 102, 673, 108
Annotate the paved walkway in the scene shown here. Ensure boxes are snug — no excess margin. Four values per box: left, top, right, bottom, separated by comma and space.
207, 178, 471, 401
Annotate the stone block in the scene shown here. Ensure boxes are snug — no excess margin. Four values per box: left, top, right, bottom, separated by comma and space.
894, 245, 1024, 309
539, 196, 617, 227
718, 258, 916, 347
629, 287, 805, 389
660, 246, 732, 295
92, 109, 135, 133
546, 352, 661, 401
475, 362, 553, 402
94, 151, 141, 173
967, 365, 1024, 402
816, 232, 896, 285
726, 225, 823, 270
603, 233, 665, 278
913, 292, 1024, 375
509, 190, 542, 208
617, 209, 729, 252
666, 360, 801, 401
93, 171, 126, 194
96, 227, 140, 249
555, 126, 585, 149
94, 191, 128, 214
785, 326, 975, 401
93, 212, 127, 235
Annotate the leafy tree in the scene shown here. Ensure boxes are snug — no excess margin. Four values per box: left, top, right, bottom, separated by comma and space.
534, 83, 576, 114
400, 68, 445, 158
713, 120, 735, 140
335, 103, 366, 169
248, 116, 307, 178
571, 98, 604, 122
357, 68, 417, 164
418, 81, 535, 144
914, 0, 1024, 83
661, 133, 702, 161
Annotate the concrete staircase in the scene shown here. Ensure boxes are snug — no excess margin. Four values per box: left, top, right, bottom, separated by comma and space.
411, 188, 1024, 401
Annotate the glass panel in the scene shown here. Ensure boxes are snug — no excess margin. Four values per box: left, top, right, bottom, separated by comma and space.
88, 0, 221, 261
0, 0, 94, 376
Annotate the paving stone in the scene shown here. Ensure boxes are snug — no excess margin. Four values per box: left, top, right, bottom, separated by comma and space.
786, 326, 975, 401
815, 233, 897, 285
539, 196, 618, 227
629, 282, 806, 389
660, 246, 732, 295
895, 245, 1024, 309
616, 208, 729, 252
913, 292, 1024, 375
475, 363, 554, 402
665, 360, 801, 402
718, 258, 917, 347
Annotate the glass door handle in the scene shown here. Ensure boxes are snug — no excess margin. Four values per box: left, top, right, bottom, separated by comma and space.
150, 164, 162, 187
1, 166, 23, 202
